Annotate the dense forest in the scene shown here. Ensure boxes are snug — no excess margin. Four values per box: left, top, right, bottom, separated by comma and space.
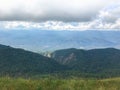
51, 48, 120, 77
0, 44, 120, 78
0, 44, 66, 77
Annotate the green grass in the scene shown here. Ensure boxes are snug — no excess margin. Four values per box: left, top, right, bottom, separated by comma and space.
0, 77, 120, 90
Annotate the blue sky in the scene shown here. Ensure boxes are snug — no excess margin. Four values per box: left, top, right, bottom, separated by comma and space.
0, 0, 120, 30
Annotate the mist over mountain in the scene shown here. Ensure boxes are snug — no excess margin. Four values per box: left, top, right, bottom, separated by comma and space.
0, 30, 120, 52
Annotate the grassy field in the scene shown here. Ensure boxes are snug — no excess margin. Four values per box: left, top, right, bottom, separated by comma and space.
0, 77, 120, 90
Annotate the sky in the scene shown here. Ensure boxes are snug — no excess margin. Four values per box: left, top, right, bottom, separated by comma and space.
0, 0, 120, 30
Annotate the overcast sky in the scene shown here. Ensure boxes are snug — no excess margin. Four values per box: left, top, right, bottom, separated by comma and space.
0, 0, 120, 30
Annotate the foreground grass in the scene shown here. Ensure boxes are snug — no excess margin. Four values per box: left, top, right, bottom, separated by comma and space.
0, 77, 120, 90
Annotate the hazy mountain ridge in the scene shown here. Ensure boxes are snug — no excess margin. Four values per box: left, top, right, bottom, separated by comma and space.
0, 30, 120, 52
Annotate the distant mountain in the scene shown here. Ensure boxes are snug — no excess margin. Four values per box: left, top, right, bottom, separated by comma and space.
0, 44, 65, 76
51, 48, 120, 75
1, 30, 120, 52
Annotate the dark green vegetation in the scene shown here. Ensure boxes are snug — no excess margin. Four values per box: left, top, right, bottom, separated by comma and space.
51, 48, 120, 77
0, 77, 120, 90
0, 44, 65, 76
0, 44, 120, 90
0, 44, 120, 78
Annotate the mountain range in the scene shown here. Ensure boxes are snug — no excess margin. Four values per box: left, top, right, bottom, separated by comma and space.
1, 30, 120, 52
0, 44, 120, 78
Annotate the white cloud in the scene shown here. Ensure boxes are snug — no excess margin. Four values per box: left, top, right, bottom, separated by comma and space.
0, 0, 120, 30
0, 0, 119, 22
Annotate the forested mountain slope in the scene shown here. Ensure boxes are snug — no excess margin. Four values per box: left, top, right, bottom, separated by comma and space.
51, 48, 120, 75
0, 44, 65, 76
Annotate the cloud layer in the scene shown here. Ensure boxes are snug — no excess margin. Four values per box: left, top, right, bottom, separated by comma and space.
0, 0, 120, 30
0, 0, 119, 22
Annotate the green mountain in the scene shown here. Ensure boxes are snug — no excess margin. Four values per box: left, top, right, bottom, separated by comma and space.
51, 48, 120, 76
0, 44, 65, 76
1, 44, 120, 78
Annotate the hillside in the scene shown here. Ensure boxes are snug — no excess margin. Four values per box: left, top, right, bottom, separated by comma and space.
0, 44, 65, 76
51, 48, 120, 76
1, 44, 120, 78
